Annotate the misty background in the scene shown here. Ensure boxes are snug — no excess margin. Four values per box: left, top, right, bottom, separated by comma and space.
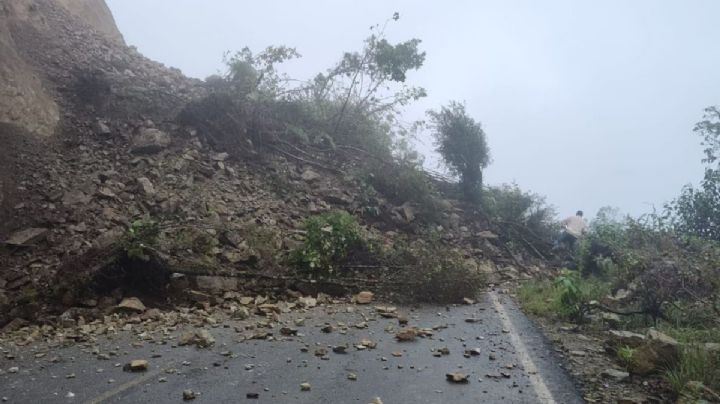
106, 0, 720, 219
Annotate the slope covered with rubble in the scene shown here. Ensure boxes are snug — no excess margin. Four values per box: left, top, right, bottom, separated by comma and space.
0, 0, 546, 329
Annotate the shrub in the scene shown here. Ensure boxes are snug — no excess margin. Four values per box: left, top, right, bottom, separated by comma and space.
123, 219, 160, 261
554, 270, 610, 324
363, 161, 443, 221
483, 183, 558, 254
387, 239, 484, 303
290, 211, 364, 274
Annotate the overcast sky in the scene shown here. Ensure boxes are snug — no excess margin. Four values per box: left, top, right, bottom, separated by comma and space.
107, 0, 720, 219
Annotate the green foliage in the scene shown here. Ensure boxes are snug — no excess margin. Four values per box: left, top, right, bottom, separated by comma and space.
517, 279, 564, 318
666, 346, 720, 394
387, 239, 484, 303
617, 345, 637, 369
124, 219, 160, 261
364, 161, 443, 221
428, 101, 490, 202
666, 106, 720, 241
484, 183, 558, 242
223, 45, 301, 98
290, 211, 364, 274
554, 270, 610, 324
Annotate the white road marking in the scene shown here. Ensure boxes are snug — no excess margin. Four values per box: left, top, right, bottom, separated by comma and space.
489, 291, 557, 404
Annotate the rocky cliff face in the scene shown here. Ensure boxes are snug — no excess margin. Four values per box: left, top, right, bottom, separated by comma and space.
0, 0, 124, 136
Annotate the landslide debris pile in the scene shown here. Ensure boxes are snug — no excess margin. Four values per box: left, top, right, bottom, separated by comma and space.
0, 0, 546, 328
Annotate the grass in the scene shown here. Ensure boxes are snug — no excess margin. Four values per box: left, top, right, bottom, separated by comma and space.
517, 279, 564, 318
665, 346, 720, 394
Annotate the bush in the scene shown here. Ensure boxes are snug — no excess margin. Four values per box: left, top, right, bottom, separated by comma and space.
518, 271, 609, 324
554, 270, 610, 324
290, 211, 364, 274
123, 219, 160, 261
387, 239, 484, 303
363, 161, 443, 221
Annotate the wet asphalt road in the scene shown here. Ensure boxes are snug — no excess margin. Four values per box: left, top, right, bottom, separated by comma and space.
0, 292, 582, 403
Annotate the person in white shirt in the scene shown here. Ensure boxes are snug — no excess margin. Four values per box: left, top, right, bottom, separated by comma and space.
559, 210, 587, 250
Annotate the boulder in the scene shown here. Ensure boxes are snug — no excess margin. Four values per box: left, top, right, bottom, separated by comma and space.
5, 228, 48, 246
115, 297, 146, 313
178, 329, 215, 348
355, 291, 374, 304
601, 368, 630, 382
601, 312, 621, 328
136, 177, 155, 196
606, 330, 645, 353
130, 128, 171, 154
301, 169, 321, 183
627, 329, 679, 375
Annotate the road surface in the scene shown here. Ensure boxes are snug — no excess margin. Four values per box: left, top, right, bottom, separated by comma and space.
0, 292, 582, 403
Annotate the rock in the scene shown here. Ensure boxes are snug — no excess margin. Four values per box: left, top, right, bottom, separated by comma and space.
297, 296, 317, 308
95, 121, 111, 136
398, 203, 415, 222
347, 373, 357, 381
677, 381, 720, 403
232, 307, 250, 320
178, 329, 215, 348
246, 393, 259, 399
300, 382, 311, 391
446, 372, 470, 383
606, 330, 645, 353
462, 297, 475, 305
301, 169, 321, 183
5, 228, 48, 246
1, 318, 29, 333
130, 360, 148, 371
195, 276, 238, 292
704, 342, 720, 353
395, 327, 418, 342
130, 128, 171, 154
211, 152, 229, 161
628, 330, 679, 375
601, 368, 629, 381
182, 389, 196, 400
62, 190, 91, 206
136, 177, 155, 196
115, 297, 146, 313
355, 291, 374, 304
600, 312, 621, 328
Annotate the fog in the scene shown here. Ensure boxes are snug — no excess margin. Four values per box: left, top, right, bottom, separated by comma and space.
107, 0, 720, 219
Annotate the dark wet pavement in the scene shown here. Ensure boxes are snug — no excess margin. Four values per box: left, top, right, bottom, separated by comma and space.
0, 292, 582, 403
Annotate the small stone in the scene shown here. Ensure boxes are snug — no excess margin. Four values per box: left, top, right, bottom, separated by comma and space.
300, 382, 311, 391
395, 327, 418, 341
182, 389, 196, 400
127, 360, 148, 372
347, 373, 357, 381
246, 393, 259, 399
7, 367, 19, 374
356, 291, 374, 304
446, 372, 469, 383
116, 297, 146, 313
601, 368, 630, 381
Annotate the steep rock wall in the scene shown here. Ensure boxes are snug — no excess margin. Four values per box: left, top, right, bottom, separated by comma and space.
0, 0, 124, 136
